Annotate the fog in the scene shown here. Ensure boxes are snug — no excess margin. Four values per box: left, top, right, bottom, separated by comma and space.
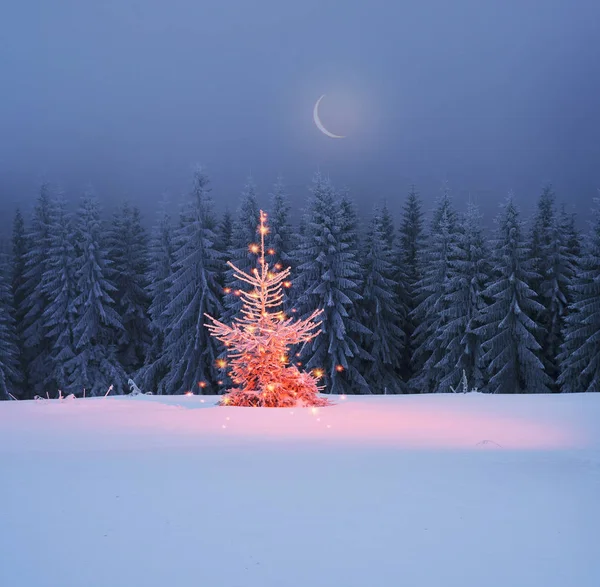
1, 0, 599, 229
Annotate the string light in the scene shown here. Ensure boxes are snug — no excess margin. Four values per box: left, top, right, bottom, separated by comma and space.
267, 248, 275, 255
283, 281, 292, 288
216, 359, 227, 369
335, 364, 344, 372
313, 368, 324, 378
224, 287, 231, 294
274, 263, 282, 270
249, 244, 259, 254
198, 381, 207, 389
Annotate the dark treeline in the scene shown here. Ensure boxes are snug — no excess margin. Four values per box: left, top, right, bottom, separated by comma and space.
0, 168, 599, 398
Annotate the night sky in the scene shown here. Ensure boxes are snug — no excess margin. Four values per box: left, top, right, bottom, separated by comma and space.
1, 0, 599, 229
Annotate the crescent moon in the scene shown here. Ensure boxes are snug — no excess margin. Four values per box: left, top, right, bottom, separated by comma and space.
313, 95, 345, 139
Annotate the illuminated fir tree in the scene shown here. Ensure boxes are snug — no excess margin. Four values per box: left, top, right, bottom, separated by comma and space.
205, 210, 328, 407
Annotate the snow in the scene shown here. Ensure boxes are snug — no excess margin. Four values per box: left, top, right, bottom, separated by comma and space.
1, 393, 599, 587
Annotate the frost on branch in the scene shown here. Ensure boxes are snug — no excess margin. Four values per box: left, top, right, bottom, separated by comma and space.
205, 210, 329, 408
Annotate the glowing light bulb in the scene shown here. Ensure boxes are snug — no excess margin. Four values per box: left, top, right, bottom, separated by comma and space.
267, 272, 275, 279
283, 281, 292, 288
274, 263, 282, 270
217, 380, 224, 385
249, 243, 259, 254
235, 290, 242, 296
313, 368, 324, 378
216, 359, 227, 369
223, 287, 231, 294
259, 226, 269, 235
267, 248, 275, 255
296, 361, 302, 366
266, 383, 275, 391
185, 391, 193, 396
335, 364, 344, 372
198, 381, 207, 388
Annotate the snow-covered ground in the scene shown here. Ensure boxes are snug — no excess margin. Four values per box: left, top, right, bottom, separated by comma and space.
1, 393, 599, 587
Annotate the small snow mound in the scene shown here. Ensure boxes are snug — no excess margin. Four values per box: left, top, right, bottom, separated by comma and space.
476, 439, 503, 448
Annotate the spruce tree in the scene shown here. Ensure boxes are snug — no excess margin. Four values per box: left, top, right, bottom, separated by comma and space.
41, 196, 78, 393
215, 207, 234, 287
360, 205, 406, 393
528, 186, 563, 389
397, 186, 425, 382
540, 211, 577, 389
436, 202, 490, 391
137, 203, 175, 394
409, 188, 458, 392
107, 203, 151, 373
295, 173, 371, 394
10, 208, 28, 396
162, 168, 224, 394
267, 176, 296, 270
558, 197, 600, 392
67, 190, 126, 396
477, 194, 551, 393
21, 185, 56, 397
0, 252, 20, 400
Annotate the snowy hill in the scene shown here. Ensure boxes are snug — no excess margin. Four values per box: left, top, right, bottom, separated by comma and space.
1, 394, 599, 587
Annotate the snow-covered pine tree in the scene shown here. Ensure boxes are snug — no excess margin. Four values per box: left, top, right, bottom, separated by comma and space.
397, 186, 425, 381
435, 202, 490, 391
21, 184, 56, 397
67, 190, 127, 396
161, 168, 224, 394
295, 173, 371, 394
338, 191, 373, 373
106, 203, 151, 373
476, 193, 551, 393
215, 207, 234, 285
267, 176, 296, 270
138, 209, 174, 393
10, 208, 28, 396
223, 178, 261, 319
559, 205, 581, 261
40, 195, 78, 394
137, 203, 175, 394
528, 186, 563, 389
360, 205, 406, 393
409, 187, 458, 392
558, 197, 600, 392
539, 208, 577, 390
0, 251, 20, 400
